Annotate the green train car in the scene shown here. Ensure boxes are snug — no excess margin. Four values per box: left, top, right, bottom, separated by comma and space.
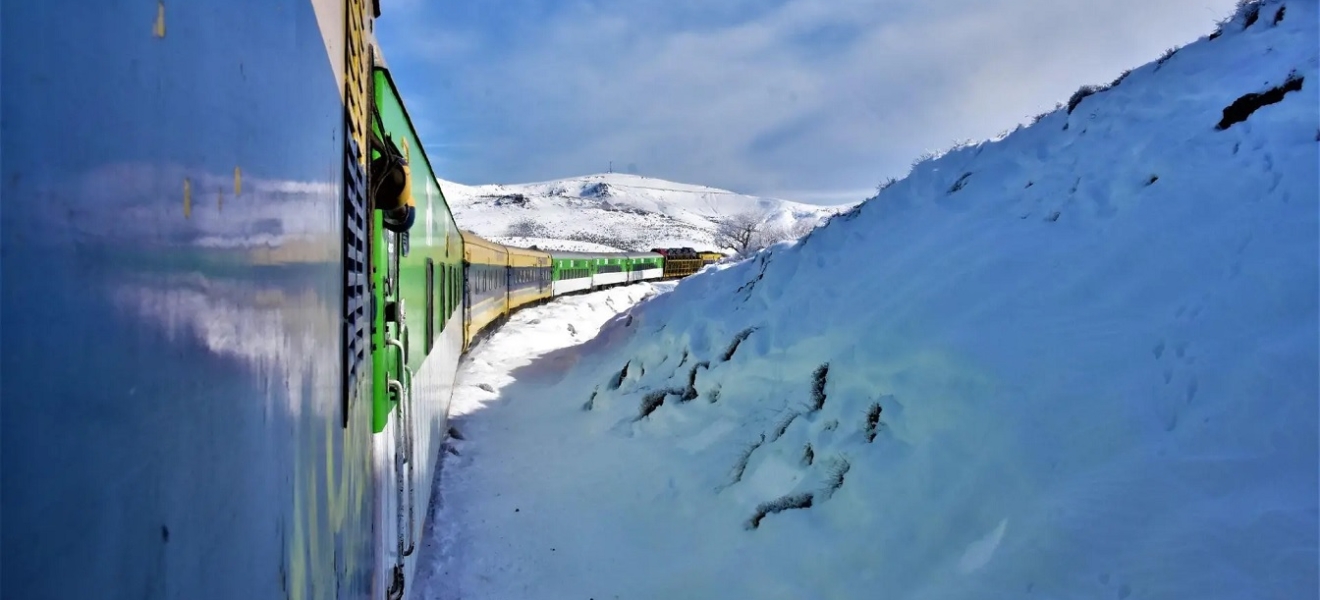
0, 2, 708, 599
549, 252, 664, 295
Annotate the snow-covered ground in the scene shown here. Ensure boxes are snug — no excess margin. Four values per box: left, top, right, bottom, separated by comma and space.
414, 283, 675, 599
440, 172, 852, 252
420, 2, 1317, 598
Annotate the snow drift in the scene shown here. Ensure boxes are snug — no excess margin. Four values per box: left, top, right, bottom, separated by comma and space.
426, 2, 1317, 598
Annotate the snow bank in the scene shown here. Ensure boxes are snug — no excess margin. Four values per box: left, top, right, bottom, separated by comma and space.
424, 2, 1317, 598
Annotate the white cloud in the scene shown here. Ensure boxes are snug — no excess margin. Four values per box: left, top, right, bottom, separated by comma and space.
376, 0, 1238, 204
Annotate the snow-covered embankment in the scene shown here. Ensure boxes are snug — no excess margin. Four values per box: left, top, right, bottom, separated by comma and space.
421, 2, 1317, 598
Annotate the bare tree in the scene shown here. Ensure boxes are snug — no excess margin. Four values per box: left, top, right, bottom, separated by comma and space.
713, 210, 767, 256
715, 209, 827, 257
755, 221, 791, 248
713, 207, 829, 257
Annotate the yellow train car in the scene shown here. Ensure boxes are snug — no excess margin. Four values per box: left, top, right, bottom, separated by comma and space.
462, 230, 509, 349
663, 258, 704, 279
507, 245, 553, 311
698, 251, 725, 265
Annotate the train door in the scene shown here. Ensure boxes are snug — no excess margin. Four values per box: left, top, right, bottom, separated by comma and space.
367, 87, 419, 599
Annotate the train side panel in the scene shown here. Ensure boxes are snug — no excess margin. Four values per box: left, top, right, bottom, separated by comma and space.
550, 255, 594, 296
593, 258, 628, 287
1, 1, 379, 599
369, 65, 464, 596
506, 245, 553, 310
462, 231, 510, 348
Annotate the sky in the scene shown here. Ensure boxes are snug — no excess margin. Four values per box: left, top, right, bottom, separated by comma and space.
374, 0, 1239, 205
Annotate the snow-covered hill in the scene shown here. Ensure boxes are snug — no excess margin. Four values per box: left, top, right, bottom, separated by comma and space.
424, 1, 1317, 598
439, 173, 851, 252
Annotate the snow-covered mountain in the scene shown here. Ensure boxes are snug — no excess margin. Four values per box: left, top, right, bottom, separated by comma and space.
423, 1, 1317, 598
439, 173, 852, 252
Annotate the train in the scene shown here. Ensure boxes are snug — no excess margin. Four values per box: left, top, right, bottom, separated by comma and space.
461, 233, 706, 351
1, 3, 723, 600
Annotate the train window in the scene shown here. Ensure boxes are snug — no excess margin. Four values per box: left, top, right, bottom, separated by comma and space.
438, 263, 447, 329
425, 258, 435, 352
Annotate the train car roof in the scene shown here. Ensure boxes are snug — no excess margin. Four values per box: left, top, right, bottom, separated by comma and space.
505, 244, 551, 258
460, 230, 508, 255
460, 229, 494, 245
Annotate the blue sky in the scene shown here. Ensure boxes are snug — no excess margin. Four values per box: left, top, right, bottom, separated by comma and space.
375, 0, 1237, 204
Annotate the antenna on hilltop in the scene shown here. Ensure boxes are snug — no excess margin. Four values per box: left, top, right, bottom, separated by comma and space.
609, 161, 613, 174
